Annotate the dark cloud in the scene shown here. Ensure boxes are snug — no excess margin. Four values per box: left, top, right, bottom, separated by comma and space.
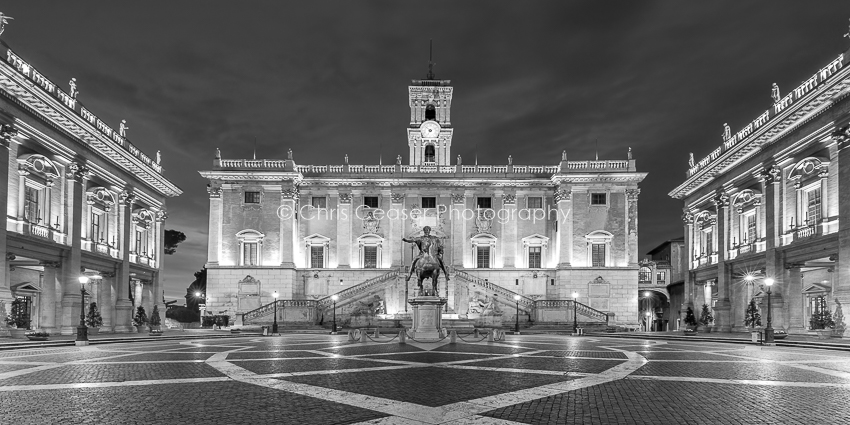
2, 1, 848, 299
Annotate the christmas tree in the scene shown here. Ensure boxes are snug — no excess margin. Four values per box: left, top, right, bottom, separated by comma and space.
85, 302, 103, 328
684, 306, 698, 329
744, 298, 762, 328
699, 303, 714, 328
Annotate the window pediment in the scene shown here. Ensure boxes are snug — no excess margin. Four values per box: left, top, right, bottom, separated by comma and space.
522, 234, 549, 247
18, 154, 60, 179
789, 157, 829, 183
585, 230, 613, 242
304, 233, 331, 245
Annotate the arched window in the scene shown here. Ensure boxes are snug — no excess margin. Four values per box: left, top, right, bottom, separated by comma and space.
357, 234, 384, 268
425, 104, 436, 120
639, 266, 652, 283
585, 230, 614, 267
424, 145, 436, 163
236, 229, 264, 266
471, 233, 497, 268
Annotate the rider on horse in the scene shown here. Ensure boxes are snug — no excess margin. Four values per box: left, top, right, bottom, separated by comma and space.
402, 226, 450, 282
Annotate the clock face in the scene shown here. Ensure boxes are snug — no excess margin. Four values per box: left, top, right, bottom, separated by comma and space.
420, 121, 441, 138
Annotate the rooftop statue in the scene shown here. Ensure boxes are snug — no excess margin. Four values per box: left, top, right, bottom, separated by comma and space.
0, 13, 13, 37
771, 83, 781, 102
119, 120, 129, 138
69, 78, 78, 99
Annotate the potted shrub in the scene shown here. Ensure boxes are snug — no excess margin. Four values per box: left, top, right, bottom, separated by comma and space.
810, 302, 835, 340
8, 299, 29, 339
699, 304, 714, 333
683, 307, 698, 335
833, 300, 846, 338
744, 298, 762, 340
86, 302, 103, 336
772, 329, 788, 340
149, 305, 162, 334
132, 306, 148, 333
25, 330, 50, 341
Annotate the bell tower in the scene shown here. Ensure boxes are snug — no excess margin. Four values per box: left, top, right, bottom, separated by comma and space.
407, 42, 453, 166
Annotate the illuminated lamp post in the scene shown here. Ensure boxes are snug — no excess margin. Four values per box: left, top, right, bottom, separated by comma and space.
514, 295, 521, 334
644, 291, 652, 332
764, 278, 774, 344
572, 292, 578, 335
77, 276, 89, 346
272, 291, 279, 335
331, 294, 339, 334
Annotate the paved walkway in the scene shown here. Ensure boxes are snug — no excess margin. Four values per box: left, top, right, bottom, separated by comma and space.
1, 333, 849, 424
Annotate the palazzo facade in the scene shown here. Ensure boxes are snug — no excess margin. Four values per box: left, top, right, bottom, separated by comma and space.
201, 69, 646, 326
0, 39, 181, 335
670, 46, 850, 335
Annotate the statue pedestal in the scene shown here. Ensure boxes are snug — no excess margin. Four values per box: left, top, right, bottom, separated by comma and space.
408, 296, 447, 340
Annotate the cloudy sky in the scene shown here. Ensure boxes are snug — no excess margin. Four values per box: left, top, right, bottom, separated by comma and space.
2, 1, 848, 300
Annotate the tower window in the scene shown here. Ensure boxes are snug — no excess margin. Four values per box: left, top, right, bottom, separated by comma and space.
425, 104, 436, 121
424, 145, 436, 163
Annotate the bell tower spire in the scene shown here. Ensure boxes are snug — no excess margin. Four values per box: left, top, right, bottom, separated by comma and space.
407, 41, 454, 166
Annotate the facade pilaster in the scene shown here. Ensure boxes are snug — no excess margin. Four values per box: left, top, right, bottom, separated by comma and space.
835, 126, 850, 310
501, 191, 516, 268
114, 189, 135, 333
60, 161, 89, 335
0, 124, 16, 310
100, 273, 115, 331
279, 184, 297, 268
153, 210, 167, 314
626, 189, 640, 266
555, 186, 572, 268
206, 182, 222, 266
450, 193, 464, 267
391, 192, 405, 267
336, 192, 352, 268
760, 165, 786, 313
682, 210, 695, 313
712, 192, 733, 332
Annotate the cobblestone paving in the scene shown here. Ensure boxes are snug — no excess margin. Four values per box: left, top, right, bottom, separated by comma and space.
1, 334, 849, 424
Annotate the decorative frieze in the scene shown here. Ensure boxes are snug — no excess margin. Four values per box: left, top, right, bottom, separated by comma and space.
119, 190, 137, 206
554, 190, 571, 202
502, 194, 516, 205
626, 188, 641, 202
391, 193, 405, 204
682, 210, 694, 225
281, 188, 299, 200
451, 193, 464, 204
339, 193, 352, 204
712, 192, 730, 208
66, 162, 91, 182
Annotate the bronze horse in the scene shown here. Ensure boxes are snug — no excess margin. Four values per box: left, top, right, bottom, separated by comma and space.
413, 245, 441, 297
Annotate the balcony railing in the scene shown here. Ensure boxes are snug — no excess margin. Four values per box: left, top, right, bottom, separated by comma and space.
28, 222, 50, 239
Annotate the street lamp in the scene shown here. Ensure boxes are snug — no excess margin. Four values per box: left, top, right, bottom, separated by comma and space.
514, 294, 521, 334
764, 277, 774, 343
645, 311, 652, 332
272, 291, 279, 335
572, 292, 578, 335
643, 291, 652, 332
77, 276, 89, 346
331, 294, 339, 334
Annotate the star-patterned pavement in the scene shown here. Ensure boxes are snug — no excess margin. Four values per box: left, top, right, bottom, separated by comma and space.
1, 333, 849, 424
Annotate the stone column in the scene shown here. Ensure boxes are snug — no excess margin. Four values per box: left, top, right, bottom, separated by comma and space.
555, 186, 572, 268
114, 189, 136, 333
100, 273, 115, 331
336, 192, 352, 268
206, 183, 222, 266
0, 124, 17, 312
683, 211, 695, 312
60, 162, 89, 335
39, 263, 59, 333
712, 192, 733, 332
16, 165, 28, 233
501, 192, 517, 268
785, 265, 803, 332
153, 210, 167, 314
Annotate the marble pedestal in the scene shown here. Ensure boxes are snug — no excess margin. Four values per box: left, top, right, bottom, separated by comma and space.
408, 296, 448, 340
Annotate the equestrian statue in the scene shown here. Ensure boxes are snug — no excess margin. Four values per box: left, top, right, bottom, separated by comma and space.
402, 226, 449, 297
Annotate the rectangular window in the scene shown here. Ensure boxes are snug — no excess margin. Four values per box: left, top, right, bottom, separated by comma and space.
705, 231, 713, 255
591, 243, 605, 267
639, 268, 652, 283
310, 246, 324, 268
591, 193, 607, 205
528, 246, 542, 268
243, 242, 258, 266
527, 197, 543, 209
363, 246, 377, 268
311, 197, 326, 209
746, 214, 757, 243
363, 196, 379, 209
476, 246, 490, 268
244, 191, 261, 204
476, 197, 492, 209
806, 187, 821, 225
135, 229, 147, 255
657, 271, 666, 283
90, 212, 101, 241
24, 186, 40, 223
421, 197, 436, 209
